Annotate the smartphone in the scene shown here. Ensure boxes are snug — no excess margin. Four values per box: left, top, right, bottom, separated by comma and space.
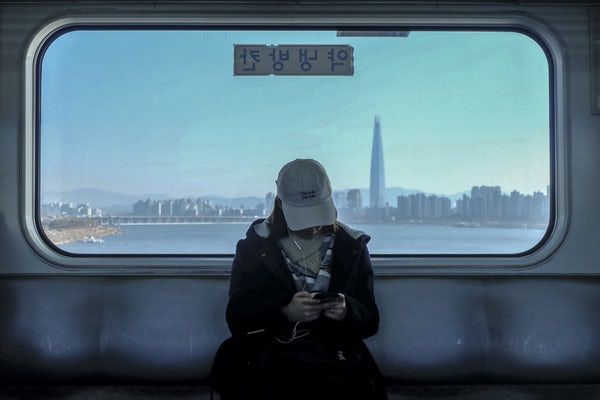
311, 292, 339, 302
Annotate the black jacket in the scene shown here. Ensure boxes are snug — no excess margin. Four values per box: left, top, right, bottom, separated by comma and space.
226, 218, 380, 340
214, 218, 387, 399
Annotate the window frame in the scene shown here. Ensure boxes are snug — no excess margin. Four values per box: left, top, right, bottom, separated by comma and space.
22, 14, 569, 274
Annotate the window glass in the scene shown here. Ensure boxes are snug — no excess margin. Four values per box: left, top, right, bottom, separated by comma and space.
39, 29, 551, 255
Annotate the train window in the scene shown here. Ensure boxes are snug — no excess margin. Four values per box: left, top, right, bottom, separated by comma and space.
35, 28, 552, 257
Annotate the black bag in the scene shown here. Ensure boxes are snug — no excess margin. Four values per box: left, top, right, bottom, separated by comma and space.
210, 334, 266, 399
210, 333, 387, 400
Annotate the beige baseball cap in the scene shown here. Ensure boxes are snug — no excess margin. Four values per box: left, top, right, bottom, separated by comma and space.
276, 159, 337, 231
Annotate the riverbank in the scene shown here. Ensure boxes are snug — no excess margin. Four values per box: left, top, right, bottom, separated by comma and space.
44, 225, 121, 245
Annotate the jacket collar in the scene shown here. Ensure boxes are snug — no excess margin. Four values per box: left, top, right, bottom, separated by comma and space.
244, 219, 370, 292
253, 218, 272, 239
248, 218, 370, 248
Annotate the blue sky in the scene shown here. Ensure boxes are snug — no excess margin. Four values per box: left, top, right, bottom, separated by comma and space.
40, 29, 550, 198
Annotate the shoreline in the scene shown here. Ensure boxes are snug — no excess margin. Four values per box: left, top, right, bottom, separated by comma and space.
44, 225, 121, 245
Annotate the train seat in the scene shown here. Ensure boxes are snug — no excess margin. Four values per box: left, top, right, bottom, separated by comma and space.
1, 277, 600, 398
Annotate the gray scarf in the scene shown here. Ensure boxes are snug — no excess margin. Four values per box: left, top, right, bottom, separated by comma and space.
277, 234, 335, 293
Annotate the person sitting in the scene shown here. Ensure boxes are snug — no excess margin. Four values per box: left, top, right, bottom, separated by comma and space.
211, 159, 387, 400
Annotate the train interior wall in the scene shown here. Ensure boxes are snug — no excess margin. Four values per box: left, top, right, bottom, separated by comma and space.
1, 1, 600, 399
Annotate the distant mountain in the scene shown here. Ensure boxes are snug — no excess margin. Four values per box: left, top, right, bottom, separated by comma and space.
383, 187, 424, 204
139, 193, 173, 201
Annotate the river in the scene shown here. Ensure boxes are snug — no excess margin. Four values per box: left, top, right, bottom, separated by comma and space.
58, 222, 548, 255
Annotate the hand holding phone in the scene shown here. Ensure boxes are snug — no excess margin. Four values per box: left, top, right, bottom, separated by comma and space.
319, 292, 347, 321
311, 292, 340, 302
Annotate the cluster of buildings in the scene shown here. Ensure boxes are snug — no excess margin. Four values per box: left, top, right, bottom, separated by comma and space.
132, 198, 265, 218
455, 186, 549, 222
41, 201, 102, 218
395, 193, 452, 219
331, 190, 453, 219
330, 186, 549, 223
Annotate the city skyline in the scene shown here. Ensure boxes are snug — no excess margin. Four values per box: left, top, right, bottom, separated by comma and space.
42, 184, 549, 219
41, 183, 550, 239
41, 182, 551, 209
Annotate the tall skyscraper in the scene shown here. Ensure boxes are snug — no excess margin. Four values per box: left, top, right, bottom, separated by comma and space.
369, 115, 386, 208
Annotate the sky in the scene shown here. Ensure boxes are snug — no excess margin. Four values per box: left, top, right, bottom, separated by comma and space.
40, 29, 550, 198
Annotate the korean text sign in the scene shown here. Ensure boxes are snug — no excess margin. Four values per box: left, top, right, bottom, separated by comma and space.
234, 45, 354, 76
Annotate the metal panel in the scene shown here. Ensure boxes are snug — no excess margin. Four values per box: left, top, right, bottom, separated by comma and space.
0, 0, 597, 271
16, 10, 570, 273
591, 8, 600, 114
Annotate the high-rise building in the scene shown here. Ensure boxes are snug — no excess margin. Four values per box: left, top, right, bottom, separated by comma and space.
347, 189, 362, 210
133, 199, 151, 216
369, 115, 385, 208
397, 196, 410, 218
334, 191, 347, 209
265, 192, 275, 214
409, 193, 426, 217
